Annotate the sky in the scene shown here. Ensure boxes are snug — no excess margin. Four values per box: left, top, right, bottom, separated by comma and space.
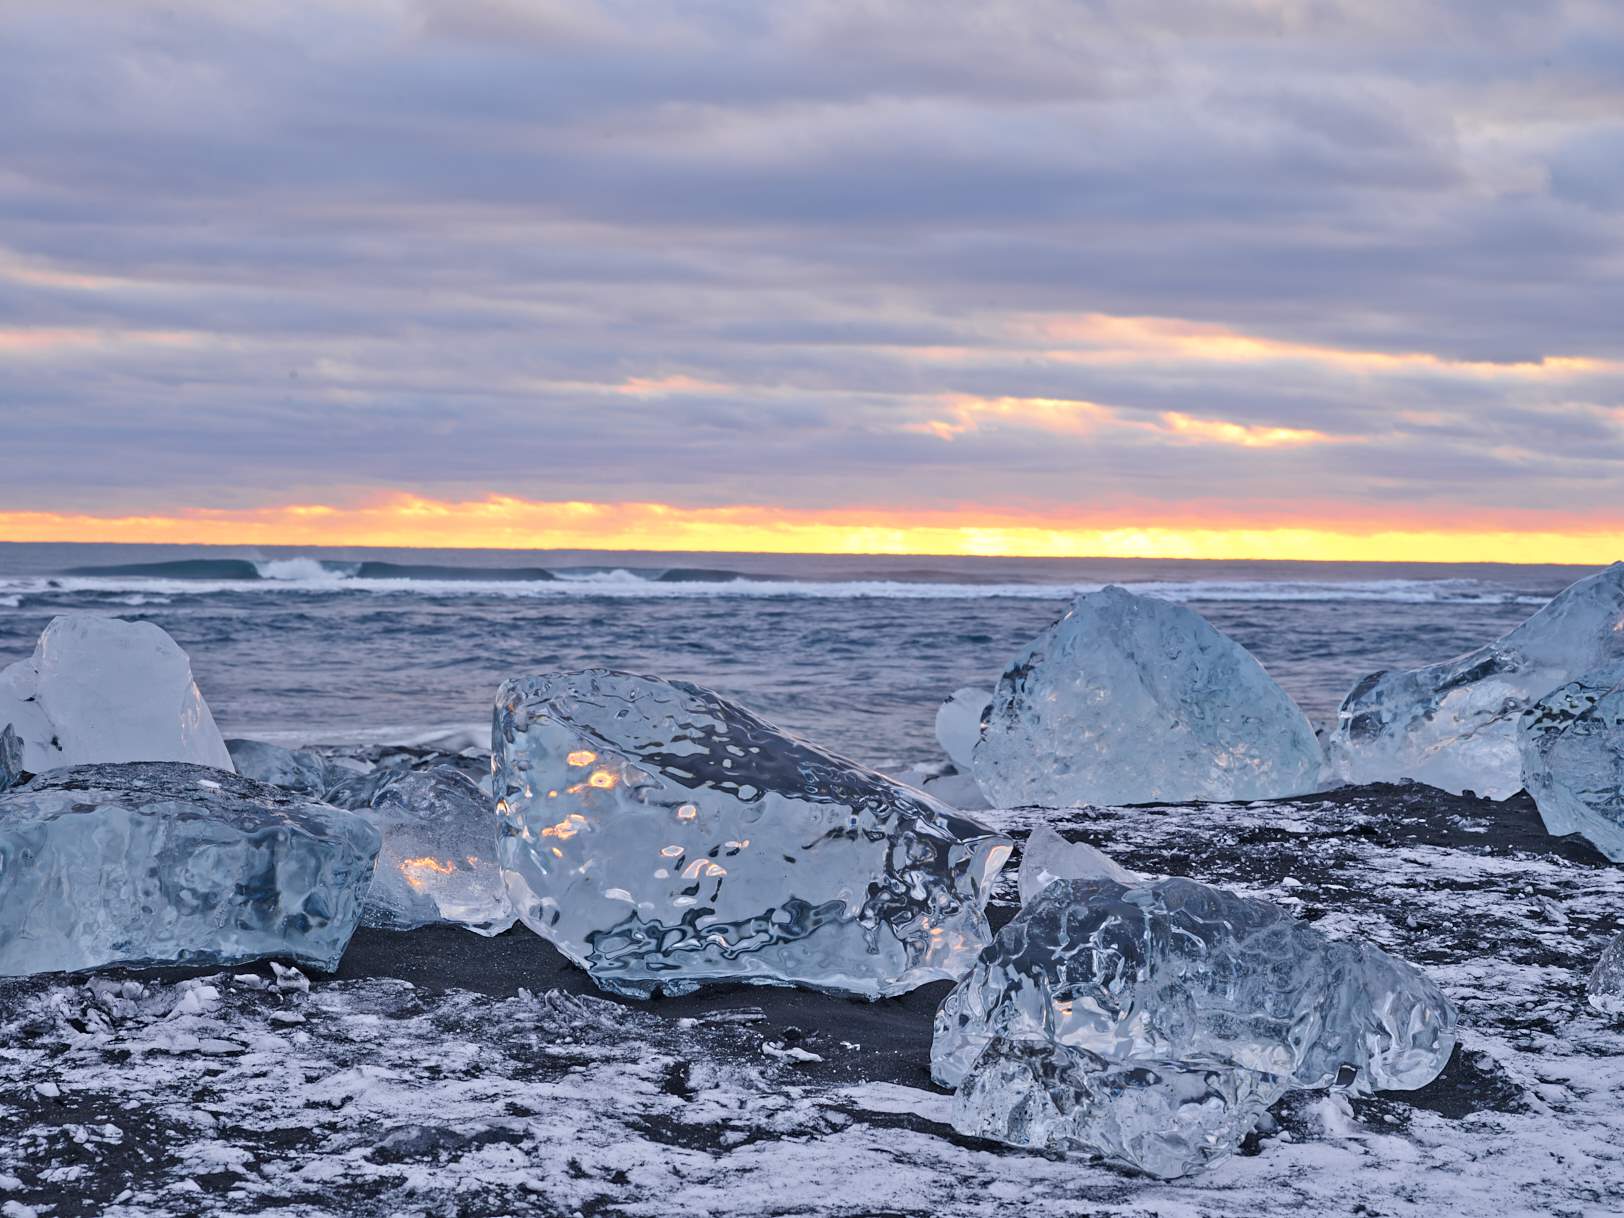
3, 0, 1624, 561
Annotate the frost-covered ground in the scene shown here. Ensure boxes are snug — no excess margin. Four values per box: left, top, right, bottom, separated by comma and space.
3, 783, 1622, 1217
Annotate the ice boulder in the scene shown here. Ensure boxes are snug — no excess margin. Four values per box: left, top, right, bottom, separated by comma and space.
933, 874, 1455, 1177
1518, 669, 1624, 860
1329, 562, 1624, 799
494, 669, 1012, 998
330, 765, 515, 936
935, 687, 990, 770
0, 762, 379, 976
1016, 823, 1140, 905
1588, 933, 1624, 1019
972, 587, 1322, 806
226, 738, 331, 797
0, 615, 233, 776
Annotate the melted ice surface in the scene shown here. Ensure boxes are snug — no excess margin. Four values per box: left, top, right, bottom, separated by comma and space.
494, 669, 1011, 998
1519, 668, 1624, 860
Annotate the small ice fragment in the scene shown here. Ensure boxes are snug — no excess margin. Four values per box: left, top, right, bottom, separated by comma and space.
1588, 933, 1624, 1018
1017, 823, 1139, 905
1518, 667, 1624, 860
0, 762, 378, 976
34, 1081, 61, 1098
494, 669, 1012, 999
270, 962, 311, 993
0, 723, 22, 792
0, 616, 233, 775
934, 874, 1455, 1177
935, 687, 991, 770
1330, 562, 1624, 798
973, 587, 1322, 807
762, 1041, 823, 1064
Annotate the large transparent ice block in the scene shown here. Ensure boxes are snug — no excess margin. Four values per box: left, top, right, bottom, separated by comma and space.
0, 615, 233, 775
0, 762, 379, 976
494, 669, 1012, 998
972, 586, 1322, 807
934, 874, 1455, 1175
1330, 562, 1624, 798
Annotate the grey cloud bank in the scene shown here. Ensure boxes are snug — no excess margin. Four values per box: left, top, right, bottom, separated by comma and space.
2, 0, 1622, 519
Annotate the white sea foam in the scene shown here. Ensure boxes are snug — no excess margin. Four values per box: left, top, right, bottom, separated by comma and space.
0, 571, 1550, 604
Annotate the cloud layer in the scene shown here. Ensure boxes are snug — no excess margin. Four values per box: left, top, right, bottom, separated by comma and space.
3, 1, 1623, 547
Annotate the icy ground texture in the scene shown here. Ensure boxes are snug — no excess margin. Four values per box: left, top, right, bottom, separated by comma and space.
1330, 562, 1624, 798
0, 614, 233, 776
935, 687, 990, 770
934, 872, 1454, 1176
339, 766, 515, 937
1589, 933, 1624, 1017
1518, 668, 1624, 861
0, 763, 379, 976
973, 587, 1322, 806
3, 783, 1622, 1217
1016, 822, 1139, 904
494, 669, 1012, 998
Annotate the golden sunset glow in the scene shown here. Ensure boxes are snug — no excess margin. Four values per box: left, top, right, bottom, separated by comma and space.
3, 494, 1620, 564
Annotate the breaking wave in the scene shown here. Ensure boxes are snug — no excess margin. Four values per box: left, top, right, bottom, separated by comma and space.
13, 557, 1554, 605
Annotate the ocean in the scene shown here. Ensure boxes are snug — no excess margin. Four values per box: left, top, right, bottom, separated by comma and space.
0, 542, 1596, 770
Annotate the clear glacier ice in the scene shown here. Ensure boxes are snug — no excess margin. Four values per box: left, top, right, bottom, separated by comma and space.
0, 615, 233, 776
1588, 933, 1624, 1018
1016, 823, 1140, 905
935, 687, 990, 770
493, 669, 1012, 998
933, 874, 1455, 1176
0, 762, 379, 976
0, 723, 20, 793
226, 738, 332, 798
1330, 562, 1624, 798
1518, 668, 1624, 861
972, 586, 1322, 807
335, 765, 515, 936
952, 1037, 1287, 1179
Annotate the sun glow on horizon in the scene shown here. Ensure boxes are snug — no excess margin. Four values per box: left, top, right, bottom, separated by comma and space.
2, 494, 1621, 565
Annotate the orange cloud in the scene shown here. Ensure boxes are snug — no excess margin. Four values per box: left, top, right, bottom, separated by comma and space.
1036, 313, 1616, 378
1159, 412, 1336, 448
907, 394, 1343, 449
0, 327, 201, 355
2, 494, 1621, 564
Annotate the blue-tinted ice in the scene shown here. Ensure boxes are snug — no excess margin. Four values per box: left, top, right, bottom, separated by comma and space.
972, 586, 1322, 807
1519, 668, 1624, 861
0, 762, 379, 976
494, 669, 1012, 998
935, 873, 1455, 1176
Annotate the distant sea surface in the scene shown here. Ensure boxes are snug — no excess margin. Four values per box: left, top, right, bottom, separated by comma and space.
0, 542, 1598, 770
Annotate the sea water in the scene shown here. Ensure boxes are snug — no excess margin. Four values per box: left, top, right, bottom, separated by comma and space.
0, 542, 1586, 770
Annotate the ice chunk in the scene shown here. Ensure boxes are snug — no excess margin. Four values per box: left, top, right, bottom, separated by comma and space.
1588, 933, 1624, 1018
933, 875, 1454, 1175
972, 587, 1322, 806
936, 687, 990, 770
1518, 669, 1624, 860
0, 615, 233, 775
0, 723, 21, 793
226, 738, 331, 797
952, 1037, 1286, 1179
1017, 823, 1140, 905
494, 669, 1012, 998
1330, 563, 1624, 798
0, 762, 379, 976
334, 765, 515, 936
